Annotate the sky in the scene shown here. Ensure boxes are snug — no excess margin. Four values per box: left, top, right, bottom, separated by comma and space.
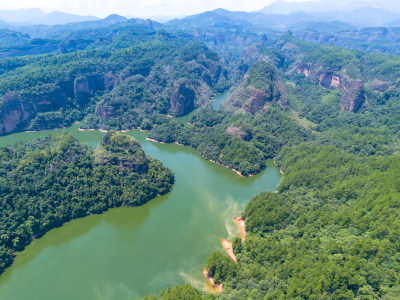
0, 0, 315, 18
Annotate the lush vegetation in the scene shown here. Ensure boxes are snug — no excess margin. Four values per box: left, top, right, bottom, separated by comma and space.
149, 106, 309, 176
0, 132, 174, 273
148, 62, 311, 176
0, 27, 229, 135
2, 12, 400, 299
205, 145, 400, 299
147, 31, 400, 300
143, 284, 209, 300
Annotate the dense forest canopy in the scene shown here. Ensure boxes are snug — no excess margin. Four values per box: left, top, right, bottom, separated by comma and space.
0, 28, 229, 135
0, 132, 174, 273
146, 16, 400, 300
1, 8, 400, 300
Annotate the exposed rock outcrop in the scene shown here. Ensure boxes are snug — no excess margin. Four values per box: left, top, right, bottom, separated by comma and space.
226, 126, 252, 141
170, 80, 196, 117
296, 65, 365, 112
222, 62, 287, 114
74, 74, 114, 105
319, 72, 341, 88
0, 73, 115, 135
95, 132, 149, 174
340, 77, 365, 112
0, 86, 67, 135
144, 19, 153, 31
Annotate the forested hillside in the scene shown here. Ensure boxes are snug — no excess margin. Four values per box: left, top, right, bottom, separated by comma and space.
146, 25, 400, 300
0, 27, 229, 135
204, 145, 400, 298
149, 36, 400, 176
1, 8, 400, 299
0, 132, 174, 273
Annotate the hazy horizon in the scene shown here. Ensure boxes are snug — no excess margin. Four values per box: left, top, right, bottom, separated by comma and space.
0, 0, 395, 20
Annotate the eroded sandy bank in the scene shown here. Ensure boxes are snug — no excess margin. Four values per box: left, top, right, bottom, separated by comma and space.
273, 160, 284, 174
203, 269, 223, 293
221, 238, 237, 262
234, 217, 246, 242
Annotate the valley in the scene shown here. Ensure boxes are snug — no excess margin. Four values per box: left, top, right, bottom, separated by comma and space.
0, 1, 400, 299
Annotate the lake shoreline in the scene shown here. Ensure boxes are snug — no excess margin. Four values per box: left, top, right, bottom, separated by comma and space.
0, 121, 283, 299
234, 217, 246, 242
221, 238, 237, 262
203, 269, 223, 293
145, 137, 259, 177
273, 160, 284, 175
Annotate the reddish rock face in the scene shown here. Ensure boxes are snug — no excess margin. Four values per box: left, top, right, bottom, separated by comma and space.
170, 82, 195, 117
340, 78, 365, 112
0, 86, 67, 135
297, 66, 311, 77
318, 72, 364, 112
222, 62, 287, 114
298, 64, 365, 113
331, 76, 341, 88
318, 72, 337, 88
0, 73, 115, 135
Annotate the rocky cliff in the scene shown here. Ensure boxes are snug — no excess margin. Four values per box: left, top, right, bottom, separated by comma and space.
74, 73, 114, 105
170, 79, 212, 117
170, 80, 196, 117
340, 77, 365, 112
0, 85, 67, 135
296, 65, 365, 112
0, 73, 114, 135
222, 62, 287, 114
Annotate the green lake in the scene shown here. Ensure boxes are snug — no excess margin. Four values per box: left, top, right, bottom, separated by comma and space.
0, 92, 281, 300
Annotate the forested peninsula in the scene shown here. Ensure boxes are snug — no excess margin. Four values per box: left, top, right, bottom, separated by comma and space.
0, 132, 174, 273
1, 7, 400, 299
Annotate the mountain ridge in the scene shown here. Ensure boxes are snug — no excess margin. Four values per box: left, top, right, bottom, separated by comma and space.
0, 8, 99, 26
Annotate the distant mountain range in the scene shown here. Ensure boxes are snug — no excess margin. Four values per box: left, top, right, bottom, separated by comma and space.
166, 5, 400, 29
0, 8, 99, 26
2, 2, 400, 29
260, 0, 400, 14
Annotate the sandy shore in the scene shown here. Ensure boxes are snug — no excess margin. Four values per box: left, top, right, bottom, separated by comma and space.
78, 128, 95, 132
203, 269, 223, 293
273, 160, 284, 174
234, 217, 246, 242
221, 238, 237, 262
145, 137, 165, 144
78, 128, 133, 133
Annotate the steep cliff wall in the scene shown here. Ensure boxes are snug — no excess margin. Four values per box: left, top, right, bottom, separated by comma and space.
340, 77, 365, 112
296, 66, 365, 112
222, 62, 287, 114
0, 73, 114, 135
74, 74, 113, 105
0, 85, 67, 135
170, 80, 196, 117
